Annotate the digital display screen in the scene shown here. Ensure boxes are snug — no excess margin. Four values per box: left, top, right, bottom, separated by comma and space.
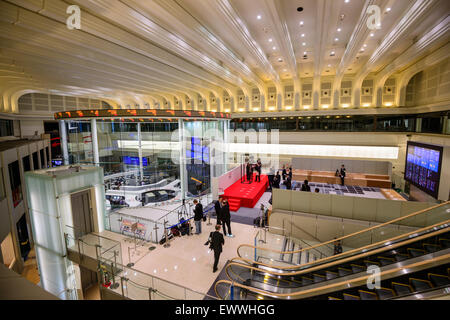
123, 156, 148, 166
187, 137, 209, 163
404, 141, 443, 198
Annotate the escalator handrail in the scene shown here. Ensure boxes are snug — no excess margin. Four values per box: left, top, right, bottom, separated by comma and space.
224, 225, 450, 281
237, 201, 449, 262
214, 253, 450, 300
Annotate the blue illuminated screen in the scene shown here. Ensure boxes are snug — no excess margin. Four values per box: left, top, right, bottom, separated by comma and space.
187, 137, 209, 163
404, 142, 442, 198
123, 156, 148, 166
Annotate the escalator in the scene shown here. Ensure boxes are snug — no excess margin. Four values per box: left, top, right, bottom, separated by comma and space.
214, 201, 450, 300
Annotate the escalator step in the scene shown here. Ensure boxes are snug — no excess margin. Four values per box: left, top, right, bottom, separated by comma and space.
338, 267, 352, 277
407, 248, 427, 258
363, 260, 380, 267
326, 271, 338, 280
302, 276, 314, 286
377, 256, 396, 266
392, 282, 413, 296
358, 290, 378, 300
375, 287, 396, 300
313, 274, 326, 283
410, 278, 433, 291
343, 293, 360, 300
438, 238, 450, 249
428, 273, 450, 287
394, 253, 410, 262
350, 264, 365, 273
422, 243, 441, 253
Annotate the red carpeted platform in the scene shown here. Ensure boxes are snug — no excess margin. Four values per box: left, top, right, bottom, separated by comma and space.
222, 173, 269, 211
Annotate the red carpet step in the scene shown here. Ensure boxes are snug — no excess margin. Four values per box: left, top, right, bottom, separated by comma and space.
222, 173, 268, 212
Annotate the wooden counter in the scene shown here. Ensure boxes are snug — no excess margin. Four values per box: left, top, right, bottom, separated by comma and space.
292, 169, 391, 188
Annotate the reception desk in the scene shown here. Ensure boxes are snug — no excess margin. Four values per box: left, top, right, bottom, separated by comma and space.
292, 169, 392, 188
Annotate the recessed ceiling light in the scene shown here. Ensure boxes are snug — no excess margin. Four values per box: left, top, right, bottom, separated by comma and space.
363, 44, 367, 47
337, 28, 342, 32
302, 42, 306, 46
301, 33, 305, 37
334, 38, 339, 41
386, 7, 391, 12
278, 58, 283, 62
370, 33, 375, 37
360, 48, 365, 52
272, 46, 276, 50
330, 51, 335, 56
300, 21, 304, 25
345, 0, 350, 3
328, 64, 331, 67
257, 15, 262, 20
303, 51, 307, 55
268, 38, 273, 42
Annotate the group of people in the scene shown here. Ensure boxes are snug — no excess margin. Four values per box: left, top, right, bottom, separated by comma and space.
192, 196, 233, 273
245, 158, 262, 183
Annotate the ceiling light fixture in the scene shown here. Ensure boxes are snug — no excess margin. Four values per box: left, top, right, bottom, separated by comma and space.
337, 28, 342, 32
335, 38, 339, 41
257, 15, 262, 20
303, 105, 310, 109
300, 21, 304, 26
268, 38, 273, 42
301, 33, 305, 37
273, 46, 276, 50
386, 7, 391, 12
370, 33, 375, 37
302, 42, 306, 46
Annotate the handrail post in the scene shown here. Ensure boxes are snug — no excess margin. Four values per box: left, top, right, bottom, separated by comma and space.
230, 282, 234, 300
163, 221, 170, 248
127, 247, 134, 267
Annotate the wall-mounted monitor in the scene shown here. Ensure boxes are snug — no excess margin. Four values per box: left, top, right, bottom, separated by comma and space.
122, 156, 148, 166
404, 141, 443, 199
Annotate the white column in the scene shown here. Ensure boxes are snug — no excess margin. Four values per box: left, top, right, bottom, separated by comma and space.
59, 120, 69, 165
178, 119, 187, 200
137, 122, 144, 182
90, 119, 99, 166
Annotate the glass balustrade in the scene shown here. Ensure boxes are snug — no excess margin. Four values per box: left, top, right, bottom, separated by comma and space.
236, 201, 450, 271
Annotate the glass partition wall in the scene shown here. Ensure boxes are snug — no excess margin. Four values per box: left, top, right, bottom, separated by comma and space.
61, 118, 228, 236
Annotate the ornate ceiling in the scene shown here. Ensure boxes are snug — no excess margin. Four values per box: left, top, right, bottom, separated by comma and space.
0, 0, 449, 117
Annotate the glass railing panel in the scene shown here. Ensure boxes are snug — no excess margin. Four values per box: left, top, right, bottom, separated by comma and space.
152, 277, 186, 300
236, 202, 449, 271
125, 280, 151, 300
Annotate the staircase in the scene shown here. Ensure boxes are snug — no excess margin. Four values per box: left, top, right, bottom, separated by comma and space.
227, 198, 241, 212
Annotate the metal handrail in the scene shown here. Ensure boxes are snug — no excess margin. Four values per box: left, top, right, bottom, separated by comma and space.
214, 242, 450, 300
236, 201, 449, 263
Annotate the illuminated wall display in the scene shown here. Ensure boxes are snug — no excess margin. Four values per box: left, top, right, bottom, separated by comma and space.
404, 141, 443, 198
54, 109, 231, 120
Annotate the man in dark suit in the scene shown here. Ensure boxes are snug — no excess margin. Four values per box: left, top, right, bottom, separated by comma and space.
193, 199, 203, 234
210, 225, 225, 273
255, 159, 262, 182
272, 171, 281, 189
340, 164, 346, 186
301, 179, 311, 192
221, 199, 233, 237
246, 161, 253, 183
283, 176, 292, 190
214, 196, 223, 225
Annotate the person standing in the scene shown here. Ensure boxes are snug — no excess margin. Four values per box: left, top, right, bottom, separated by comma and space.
210, 225, 225, 273
282, 164, 287, 180
340, 164, 346, 186
273, 171, 281, 189
246, 160, 253, 183
255, 158, 262, 182
283, 176, 292, 190
214, 196, 223, 225
301, 179, 311, 192
193, 199, 203, 235
221, 198, 233, 237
